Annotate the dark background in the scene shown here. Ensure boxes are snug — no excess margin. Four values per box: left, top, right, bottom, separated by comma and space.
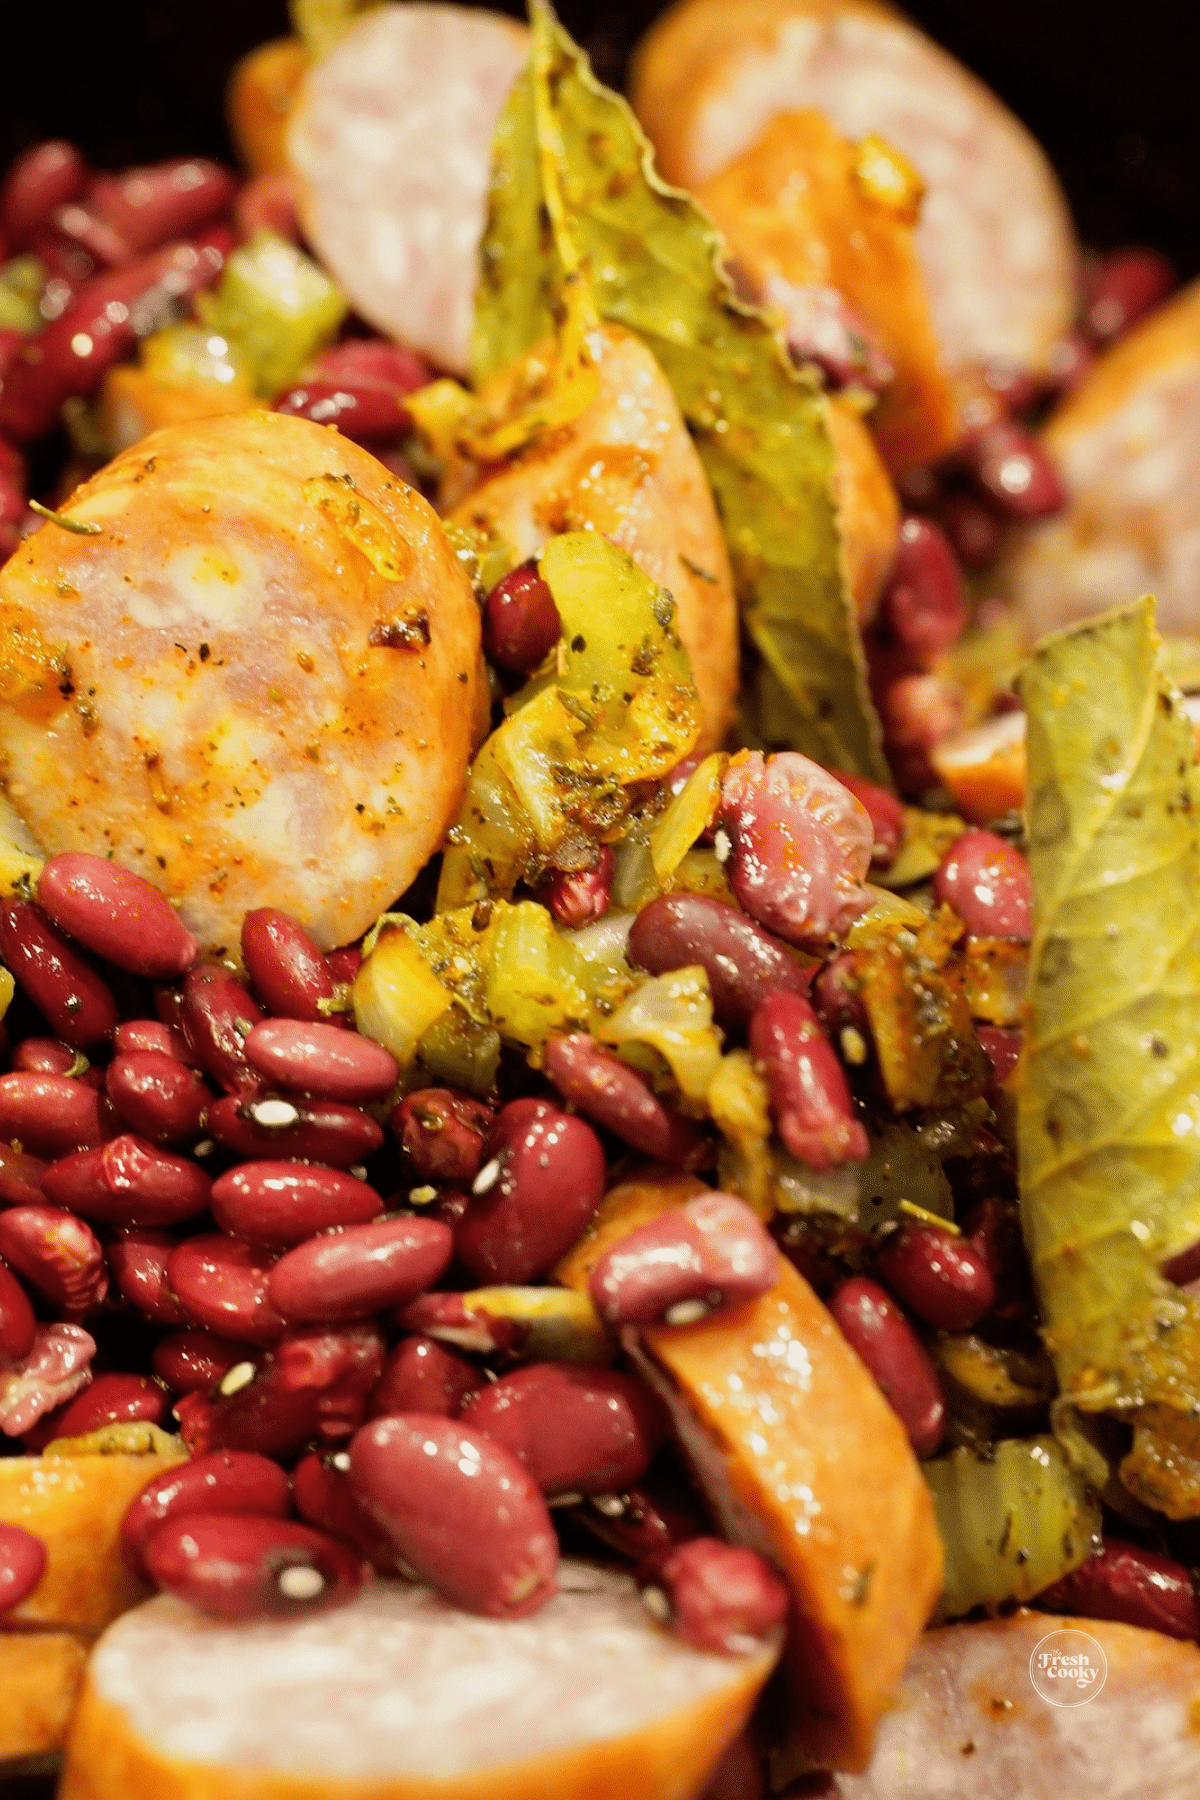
2, 0, 1199, 272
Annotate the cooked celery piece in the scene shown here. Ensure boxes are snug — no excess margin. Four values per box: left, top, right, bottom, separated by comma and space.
962, 937, 1027, 1027
43, 1423, 188, 1460
0, 256, 45, 334
352, 924, 452, 1065
852, 905, 990, 1111
415, 1005, 501, 1099
436, 736, 537, 912
924, 1435, 1100, 1619
852, 1121, 955, 1230
200, 230, 347, 397
874, 807, 967, 892
935, 1335, 1056, 1412
485, 900, 590, 1049
710, 1047, 774, 1215
491, 686, 586, 854
596, 965, 722, 1102
140, 323, 253, 392
650, 754, 724, 886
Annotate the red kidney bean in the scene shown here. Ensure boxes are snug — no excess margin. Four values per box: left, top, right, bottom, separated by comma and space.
267, 1216, 452, 1324
933, 829, 1031, 940
145, 1512, 362, 1621
698, 1733, 764, 1800
545, 846, 614, 930
114, 1018, 198, 1066
325, 945, 363, 986
961, 421, 1065, 521
120, 1448, 291, 1581
234, 169, 300, 243
105, 1051, 209, 1146
0, 1259, 35, 1361
13, 1038, 84, 1079
242, 1018, 397, 1104
1, 141, 89, 249
0, 1521, 45, 1613
291, 1450, 404, 1574
827, 772, 904, 868
275, 378, 412, 444
391, 1087, 493, 1185
154, 986, 187, 1032
542, 1034, 709, 1168
211, 1162, 383, 1248
240, 908, 334, 1022
483, 559, 562, 673
0, 1142, 49, 1207
827, 1276, 944, 1457
108, 1228, 189, 1326
0, 900, 118, 1047
180, 966, 265, 1094
880, 516, 967, 664
0, 1322, 95, 1437
168, 1234, 285, 1345
589, 1190, 779, 1328
644, 1538, 789, 1655
979, 356, 1044, 416
629, 894, 811, 1028
1084, 248, 1175, 343
575, 1479, 702, 1565
49, 198, 131, 268
811, 951, 869, 1041
874, 669, 967, 794
27, 1371, 166, 1451
350, 1413, 558, 1617
43, 1135, 211, 1228
397, 1292, 527, 1356
151, 1328, 258, 1395
206, 1092, 383, 1169
877, 1222, 997, 1331
977, 1025, 1023, 1088
940, 491, 1004, 569
457, 1098, 605, 1285
462, 1364, 666, 1498
749, 991, 868, 1170
315, 337, 429, 398
717, 752, 874, 950
37, 852, 200, 978
0, 1071, 108, 1159
181, 1324, 384, 1459
89, 159, 238, 255
0, 1205, 107, 1312
1037, 1538, 1199, 1641
366, 1334, 481, 1419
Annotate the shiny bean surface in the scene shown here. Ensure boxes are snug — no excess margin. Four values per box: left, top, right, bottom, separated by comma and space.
241, 908, 335, 1021
977, 1025, 1023, 1088
0, 899, 118, 1047
151, 1328, 259, 1394
634, 894, 812, 1029
934, 830, 1032, 940
30, 1371, 166, 1449
37, 851, 199, 978
266, 1216, 453, 1323
292, 1450, 403, 1573
828, 1276, 944, 1458
880, 516, 967, 664
0, 1072, 108, 1160
43, 1134, 211, 1228
108, 1228, 189, 1326
462, 1364, 665, 1497
206, 1093, 383, 1168
145, 1512, 362, 1621
456, 1098, 605, 1285
349, 1412, 558, 1618
12, 1039, 86, 1078
0, 1259, 35, 1361
211, 1162, 383, 1248
749, 991, 868, 1170
1, 141, 90, 248
575, 1479, 702, 1566
181, 1325, 383, 1458
113, 1019, 198, 1066
243, 1018, 397, 1103
0, 1142, 48, 1208
181, 966, 265, 1094
483, 560, 561, 673
829, 772, 906, 869
545, 847, 614, 930
391, 1087, 493, 1185
0, 1204, 107, 1312
168, 1233, 285, 1345
105, 1051, 210, 1145
811, 952, 869, 1039
1038, 1538, 1199, 1641
366, 1335, 481, 1419
0, 1521, 46, 1613
589, 1191, 779, 1327
89, 158, 237, 254
877, 1221, 997, 1331
1084, 248, 1175, 342
963, 421, 1065, 520
120, 1449, 291, 1581
543, 1034, 708, 1168
647, 1538, 789, 1655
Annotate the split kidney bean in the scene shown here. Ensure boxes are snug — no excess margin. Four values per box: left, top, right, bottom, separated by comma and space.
543, 1034, 709, 1168
366, 1335, 481, 1419
181, 1325, 384, 1459
880, 516, 967, 664
827, 773, 905, 869
749, 991, 868, 1171
266, 1216, 453, 1324
350, 1413, 559, 1617
114, 1019, 199, 1065
0, 1142, 50, 1207
89, 159, 238, 255
645, 1538, 789, 1655
628, 894, 812, 1028
206, 1092, 383, 1168
0, 1260, 35, 1361
292, 1450, 404, 1574
0, 1323, 95, 1437
240, 909, 335, 1021
0, 1521, 45, 1613
483, 559, 561, 673
575, 1479, 702, 1565
0, 1205, 107, 1312
1037, 1538, 1199, 1641
828, 1276, 944, 1458
961, 421, 1065, 521
145, 1513, 362, 1622
877, 1221, 997, 1331
589, 1191, 779, 1327
27, 1371, 166, 1451
717, 752, 874, 950
391, 1087, 493, 1185
456, 1098, 605, 1285
105, 1051, 210, 1145
934, 830, 1031, 940
0, 900, 117, 1047
1, 141, 90, 249
462, 1365, 666, 1498
1084, 248, 1175, 342
151, 1328, 259, 1395
544, 847, 614, 930
37, 852, 199, 979
168, 1234, 285, 1345
43, 1134, 211, 1228
211, 1162, 383, 1248
120, 1448, 291, 1581
243, 1018, 397, 1104
108, 1228, 189, 1326
181, 966, 265, 1094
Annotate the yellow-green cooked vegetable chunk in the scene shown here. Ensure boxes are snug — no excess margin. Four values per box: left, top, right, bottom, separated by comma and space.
200, 229, 347, 397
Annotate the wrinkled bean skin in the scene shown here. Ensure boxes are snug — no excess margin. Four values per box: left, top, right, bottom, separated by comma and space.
574, 1479, 702, 1566
151, 1328, 258, 1395
211, 1162, 383, 1248
0, 1260, 36, 1361
43, 1135, 211, 1228
590, 1191, 780, 1327
749, 991, 868, 1170
108, 1228, 189, 1326
266, 1217, 453, 1324
0, 1323, 95, 1437
240, 908, 335, 1021
877, 1221, 997, 1332
0, 1520, 46, 1613
26, 1371, 166, 1451
206, 1093, 383, 1169
0, 1143, 48, 1208
243, 1018, 398, 1103
1, 141, 90, 249
350, 1412, 558, 1618
482, 560, 561, 673
181, 966, 265, 1094
934, 830, 1032, 940
180, 1326, 384, 1460
717, 752, 874, 950
37, 851, 200, 978
0, 900, 118, 1048
121, 1449, 292, 1581
0, 1205, 107, 1312
291, 1450, 404, 1574
961, 421, 1065, 521
648, 1538, 789, 1655
1038, 1539, 1200, 1641
543, 1034, 710, 1169
366, 1335, 481, 1419
629, 895, 812, 1028
144, 1513, 363, 1621
828, 1276, 944, 1458
545, 847, 614, 931
829, 772, 905, 869
168, 1234, 285, 1345
456, 1099, 605, 1285
879, 516, 967, 664
391, 1087, 493, 1185
461, 1365, 667, 1497
105, 1051, 210, 1146
1084, 248, 1175, 342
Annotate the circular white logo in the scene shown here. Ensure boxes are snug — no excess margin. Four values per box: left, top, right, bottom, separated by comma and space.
1029, 1628, 1107, 1706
